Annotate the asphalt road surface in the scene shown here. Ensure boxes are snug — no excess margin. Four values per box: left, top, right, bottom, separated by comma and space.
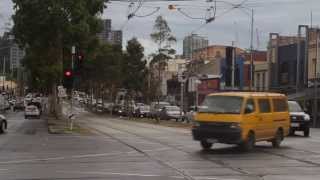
1, 110, 320, 180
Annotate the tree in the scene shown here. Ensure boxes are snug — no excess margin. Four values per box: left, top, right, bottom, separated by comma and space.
80, 43, 123, 104
122, 38, 146, 117
123, 38, 146, 92
12, 0, 108, 116
150, 15, 176, 101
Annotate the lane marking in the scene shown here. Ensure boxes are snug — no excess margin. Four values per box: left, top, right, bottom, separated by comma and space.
0, 147, 172, 164
58, 171, 240, 180
57, 170, 184, 179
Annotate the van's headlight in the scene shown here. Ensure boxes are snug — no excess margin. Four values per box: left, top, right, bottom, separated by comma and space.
230, 122, 240, 129
193, 121, 201, 128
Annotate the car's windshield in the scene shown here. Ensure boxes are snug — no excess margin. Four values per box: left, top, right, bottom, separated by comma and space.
288, 101, 303, 112
199, 96, 243, 114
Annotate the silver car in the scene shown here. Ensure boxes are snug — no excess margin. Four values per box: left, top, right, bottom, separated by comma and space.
159, 106, 183, 121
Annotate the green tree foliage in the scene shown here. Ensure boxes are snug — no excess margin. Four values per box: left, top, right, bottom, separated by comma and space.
122, 38, 146, 93
12, 0, 107, 86
150, 16, 176, 62
79, 43, 123, 101
150, 16, 176, 101
12, 0, 108, 114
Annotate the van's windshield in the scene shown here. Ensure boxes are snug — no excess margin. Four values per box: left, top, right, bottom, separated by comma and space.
199, 96, 243, 114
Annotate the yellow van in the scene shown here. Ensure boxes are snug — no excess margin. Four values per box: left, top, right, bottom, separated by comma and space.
192, 92, 290, 151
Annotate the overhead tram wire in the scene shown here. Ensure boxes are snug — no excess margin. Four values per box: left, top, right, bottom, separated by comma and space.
190, 0, 250, 34
134, 7, 161, 17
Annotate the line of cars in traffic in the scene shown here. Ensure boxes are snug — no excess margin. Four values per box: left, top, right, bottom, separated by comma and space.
74, 95, 195, 122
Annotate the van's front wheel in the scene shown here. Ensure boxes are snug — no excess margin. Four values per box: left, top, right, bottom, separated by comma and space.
240, 131, 255, 152
200, 140, 213, 150
272, 129, 284, 148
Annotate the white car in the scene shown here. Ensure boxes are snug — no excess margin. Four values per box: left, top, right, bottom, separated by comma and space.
288, 101, 311, 137
25, 103, 41, 119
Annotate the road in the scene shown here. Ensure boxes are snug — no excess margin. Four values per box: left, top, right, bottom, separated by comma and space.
1, 110, 320, 179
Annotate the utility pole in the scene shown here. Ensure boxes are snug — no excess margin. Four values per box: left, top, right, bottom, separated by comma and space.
249, 9, 254, 91
314, 30, 319, 128
180, 79, 184, 118
296, 28, 301, 92
2, 56, 5, 92
70, 46, 75, 131
231, 41, 235, 89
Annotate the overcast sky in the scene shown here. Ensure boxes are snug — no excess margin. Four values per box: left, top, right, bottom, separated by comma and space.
1, 0, 320, 56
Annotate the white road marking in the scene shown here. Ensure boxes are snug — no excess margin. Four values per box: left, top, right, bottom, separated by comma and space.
0, 151, 137, 164
0, 147, 171, 164
57, 170, 184, 179
58, 171, 240, 180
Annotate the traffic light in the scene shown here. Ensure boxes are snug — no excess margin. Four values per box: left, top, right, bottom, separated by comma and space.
63, 69, 74, 90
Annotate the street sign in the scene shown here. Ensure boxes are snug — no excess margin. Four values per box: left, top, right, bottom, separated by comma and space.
58, 86, 67, 98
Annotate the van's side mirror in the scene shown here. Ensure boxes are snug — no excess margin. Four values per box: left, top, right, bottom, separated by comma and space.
195, 106, 198, 112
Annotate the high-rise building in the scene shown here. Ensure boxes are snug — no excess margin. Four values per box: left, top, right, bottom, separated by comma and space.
183, 34, 209, 60
97, 19, 111, 43
0, 32, 25, 73
97, 19, 122, 46
108, 30, 122, 45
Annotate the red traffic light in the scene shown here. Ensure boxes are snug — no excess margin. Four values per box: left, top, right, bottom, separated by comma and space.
64, 70, 72, 77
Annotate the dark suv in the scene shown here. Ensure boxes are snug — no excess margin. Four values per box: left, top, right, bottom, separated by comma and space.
288, 101, 311, 137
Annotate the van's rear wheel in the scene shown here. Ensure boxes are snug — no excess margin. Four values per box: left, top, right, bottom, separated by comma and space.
200, 140, 213, 150
272, 129, 284, 148
240, 131, 255, 152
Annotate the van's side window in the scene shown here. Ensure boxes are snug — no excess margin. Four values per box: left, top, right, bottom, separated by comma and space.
245, 99, 255, 114
258, 99, 271, 113
273, 99, 287, 112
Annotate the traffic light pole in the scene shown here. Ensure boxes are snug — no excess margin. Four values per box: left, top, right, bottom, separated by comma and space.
70, 46, 75, 131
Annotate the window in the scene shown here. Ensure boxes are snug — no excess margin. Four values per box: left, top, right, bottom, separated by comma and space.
273, 99, 287, 112
199, 96, 243, 114
245, 99, 255, 114
258, 99, 271, 113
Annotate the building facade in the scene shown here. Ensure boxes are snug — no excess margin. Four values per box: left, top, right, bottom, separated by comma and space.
0, 32, 25, 74
183, 34, 208, 60
97, 19, 123, 46
97, 19, 111, 42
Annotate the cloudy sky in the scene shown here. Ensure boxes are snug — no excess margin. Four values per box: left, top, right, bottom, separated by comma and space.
1, 0, 320, 55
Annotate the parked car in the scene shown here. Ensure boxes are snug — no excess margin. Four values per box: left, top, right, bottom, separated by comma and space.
8, 98, 16, 106
135, 105, 150, 118
14, 101, 25, 111
112, 105, 123, 115
0, 100, 11, 111
150, 101, 170, 119
185, 106, 197, 123
96, 102, 104, 113
104, 102, 114, 112
159, 106, 183, 121
25, 102, 41, 119
288, 101, 311, 137
0, 114, 7, 134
